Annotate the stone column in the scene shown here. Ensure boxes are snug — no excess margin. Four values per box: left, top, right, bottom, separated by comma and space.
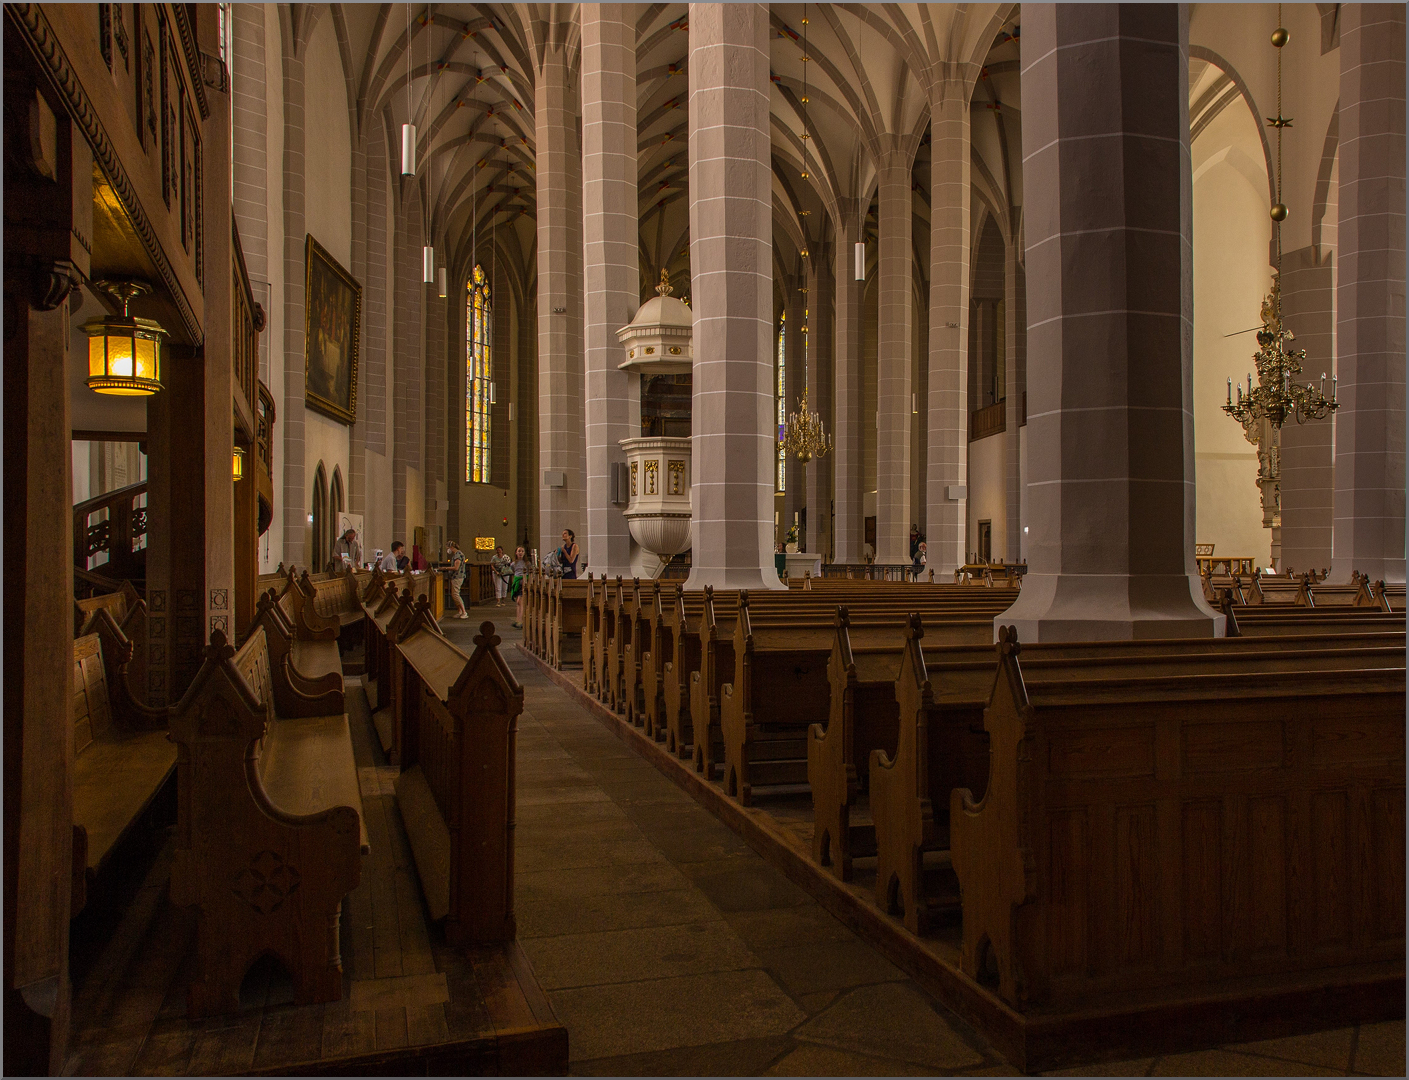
806, 239, 834, 557
536, 45, 586, 561
200, 11, 237, 648
684, 3, 782, 590
1001, 4, 1221, 641
581, 6, 639, 578
1003, 231, 1025, 561
832, 203, 865, 562
1, 53, 83, 1068
279, 32, 307, 565
926, 93, 971, 575
1329, 3, 1406, 584
1278, 245, 1335, 573
874, 142, 917, 563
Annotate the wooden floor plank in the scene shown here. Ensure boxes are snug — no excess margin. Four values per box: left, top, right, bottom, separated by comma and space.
373, 1005, 410, 1051
250, 1001, 326, 1069
395, 866, 438, 976
405, 1003, 451, 1047
127, 1017, 198, 1076
320, 998, 376, 1061
185, 1016, 261, 1077
344, 884, 376, 982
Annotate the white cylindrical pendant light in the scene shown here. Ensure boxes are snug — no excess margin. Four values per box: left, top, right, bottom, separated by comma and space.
422, 245, 435, 284
401, 123, 417, 175
489, 382, 497, 405
854, 241, 865, 281
437, 267, 447, 298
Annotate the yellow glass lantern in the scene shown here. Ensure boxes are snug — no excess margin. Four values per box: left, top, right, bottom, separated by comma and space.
83, 280, 165, 396
232, 446, 246, 480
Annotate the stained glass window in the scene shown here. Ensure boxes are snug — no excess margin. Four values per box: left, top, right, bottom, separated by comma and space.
776, 314, 786, 493
466, 265, 492, 483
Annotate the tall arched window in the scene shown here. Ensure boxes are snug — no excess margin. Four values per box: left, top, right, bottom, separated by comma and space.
466, 264, 493, 483
776, 314, 787, 493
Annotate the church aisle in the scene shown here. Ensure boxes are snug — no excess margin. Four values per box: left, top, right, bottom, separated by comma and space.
443, 619, 1406, 1079
436, 621, 1002, 1076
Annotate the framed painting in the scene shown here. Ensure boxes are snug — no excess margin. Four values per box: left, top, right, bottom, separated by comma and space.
304, 235, 362, 425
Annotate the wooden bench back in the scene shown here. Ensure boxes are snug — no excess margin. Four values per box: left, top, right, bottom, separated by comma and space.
947, 625, 1406, 1008
397, 619, 523, 945
73, 633, 114, 753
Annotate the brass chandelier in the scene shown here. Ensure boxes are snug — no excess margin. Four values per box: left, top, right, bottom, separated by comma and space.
780, 386, 831, 464
1222, 6, 1338, 434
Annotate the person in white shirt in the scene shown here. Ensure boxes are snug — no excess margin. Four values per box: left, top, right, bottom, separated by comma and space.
379, 542, 402, 573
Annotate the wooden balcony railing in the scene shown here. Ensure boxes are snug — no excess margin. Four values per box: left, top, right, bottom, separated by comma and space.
970, 399, 1007, 442
73, 480, 148, 580
232, 219, 265, 414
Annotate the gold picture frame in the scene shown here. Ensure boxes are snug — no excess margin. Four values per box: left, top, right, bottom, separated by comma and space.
303, 234, 361, 425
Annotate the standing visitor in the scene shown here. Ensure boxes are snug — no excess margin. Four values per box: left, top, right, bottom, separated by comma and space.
334, 528, 362, 567
510, 545, 529, 628
557, 529, 580, 580
490, 546, 512, 607
445, 540, 469, 619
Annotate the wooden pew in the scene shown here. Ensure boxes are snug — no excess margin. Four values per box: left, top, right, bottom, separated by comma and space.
679, 582, 1007, 781
369, 595, 441, 763
169, 627, 367, 1017
662, 588, 709, 758
1223, 601, 1406, 637
946, 626, 1405, 1008
1307, 578, 1377, 607
394, 620, 523, 945
1247, 573, 1312, 605
70, 615, 175, 916
74, 581, 150, 704
638, 581, 683, 742
551, 576, 591, 670
293, 567, 364, 641
690, 586, 741, 779
719, 591, 1016, 805
579, 574, 598, 692
246, 590, 346, 717
1377, 580, 1406, 612
595, 577, 626, 706
867, 619, 1409, 928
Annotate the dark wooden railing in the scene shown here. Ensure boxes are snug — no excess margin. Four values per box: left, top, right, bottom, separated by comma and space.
969, 399, 1007, 442
73, 481, 148, 581
232, 219, 263, 414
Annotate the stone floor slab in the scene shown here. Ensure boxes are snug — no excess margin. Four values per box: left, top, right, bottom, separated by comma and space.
549, 969, 807, 1062
793, 981, 986, 1070
1228, 1026, 1355, 1071
1354, 1020, 1407, 1076
753, 938, 905, 997
521, 920, 756, 991
1150, 1048, 1343, 1076
516, 887, 722, 939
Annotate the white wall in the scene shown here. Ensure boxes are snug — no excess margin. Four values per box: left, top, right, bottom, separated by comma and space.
967, 430, 1005, 560
298, 16, 354, 566
1191, 83, 1276, 567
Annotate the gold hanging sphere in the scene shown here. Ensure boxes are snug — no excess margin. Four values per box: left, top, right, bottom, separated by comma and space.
1271, 27, 1289, 47
1270, 203, 1289, 222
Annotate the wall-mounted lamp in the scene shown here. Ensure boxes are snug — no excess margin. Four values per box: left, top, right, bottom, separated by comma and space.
232, 446, 245, 481
83, 280, 165, 396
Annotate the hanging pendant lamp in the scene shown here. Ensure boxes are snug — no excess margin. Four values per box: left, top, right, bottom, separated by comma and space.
854, 241, 865, 282
83, 280, 166, 396
401, 123, 417, 175
423, 245, 435, 284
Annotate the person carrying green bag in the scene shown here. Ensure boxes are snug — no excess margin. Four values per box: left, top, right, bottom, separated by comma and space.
510, 545, 529, 628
